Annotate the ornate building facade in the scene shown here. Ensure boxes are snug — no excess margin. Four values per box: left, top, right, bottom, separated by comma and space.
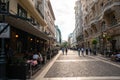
75, 0, 120, 52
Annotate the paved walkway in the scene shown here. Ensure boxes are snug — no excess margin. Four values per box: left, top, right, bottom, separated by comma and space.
32, 50, 120, 80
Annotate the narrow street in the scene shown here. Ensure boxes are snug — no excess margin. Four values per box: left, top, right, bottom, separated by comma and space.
33, 50, 120, 80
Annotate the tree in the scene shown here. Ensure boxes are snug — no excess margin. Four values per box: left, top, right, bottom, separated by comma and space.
61, 41, 68, 47
92, 39, 98, 55
92, 39, 97, 45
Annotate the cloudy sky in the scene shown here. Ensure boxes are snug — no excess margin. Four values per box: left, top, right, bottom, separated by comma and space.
50, 0, 77, 41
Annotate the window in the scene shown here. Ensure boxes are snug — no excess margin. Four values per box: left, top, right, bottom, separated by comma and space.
30, 16, 35, 24
90, 29, 93, 35
0, 0, 9, 13
111, 15, 117, 26
17, 4, 27, 18
107, 13, 117, 27
101, 21, 106, 31
100, 3, 103, 7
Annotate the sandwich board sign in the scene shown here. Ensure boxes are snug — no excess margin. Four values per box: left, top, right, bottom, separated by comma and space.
0, 23, 10, 38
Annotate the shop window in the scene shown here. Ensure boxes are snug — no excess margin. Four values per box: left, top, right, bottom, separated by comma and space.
17, 4, 27, 18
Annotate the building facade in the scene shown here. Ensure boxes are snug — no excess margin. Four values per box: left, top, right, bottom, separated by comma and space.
44, 0, 56, 50
77, 0, 120, 53
71, 29, 77, 49
68, 33, 73, 48
0, 0, 56, 66
55, 25, 62, 46
74, 0, 84, 48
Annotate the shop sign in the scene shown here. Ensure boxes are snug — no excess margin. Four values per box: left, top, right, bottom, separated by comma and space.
0, 23, 10, 38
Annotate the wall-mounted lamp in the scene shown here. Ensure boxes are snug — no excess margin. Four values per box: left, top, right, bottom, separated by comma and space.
15, 34, 19, 38
30, 38, 33, 41
37, 40, 39, 43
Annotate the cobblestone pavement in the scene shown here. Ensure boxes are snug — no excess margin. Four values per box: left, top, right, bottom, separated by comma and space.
34, 50, 120, 80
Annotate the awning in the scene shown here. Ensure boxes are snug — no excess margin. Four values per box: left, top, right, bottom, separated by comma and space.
6, 16, 49, 40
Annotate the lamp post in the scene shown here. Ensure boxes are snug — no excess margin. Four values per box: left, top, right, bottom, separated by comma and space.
0, 0, 9, 79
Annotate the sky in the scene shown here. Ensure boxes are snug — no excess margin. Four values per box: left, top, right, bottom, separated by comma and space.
50, 0, 77, 41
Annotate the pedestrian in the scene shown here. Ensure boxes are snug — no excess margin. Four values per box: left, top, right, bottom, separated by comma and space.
78, 47, 80, 56
86, 48, 88, 55
81, 48, 84, 56
93, 49, 97, 55
65, 47, 68, 55
62, 47, 64, 55
89, 48, 92, 55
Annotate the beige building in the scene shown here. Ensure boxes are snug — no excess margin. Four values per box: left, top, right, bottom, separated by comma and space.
44, 0, 56, 49
79, 0, 120, 53
0, 0, 56, 79
0, 0, 55, 54
74, 0, 84, 48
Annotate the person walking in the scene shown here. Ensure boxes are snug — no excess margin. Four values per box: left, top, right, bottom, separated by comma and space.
86, 48, 88, 55
62, 47, 64, 55
81, 48, 84, 56
89, 48, 92, 55
78, 47, 80, 56
65, 47, 68, 55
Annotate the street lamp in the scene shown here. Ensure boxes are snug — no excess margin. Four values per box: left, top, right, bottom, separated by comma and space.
0, 0, 9, 79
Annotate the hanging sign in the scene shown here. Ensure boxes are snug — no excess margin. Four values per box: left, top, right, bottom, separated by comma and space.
0, 23, 10, 38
